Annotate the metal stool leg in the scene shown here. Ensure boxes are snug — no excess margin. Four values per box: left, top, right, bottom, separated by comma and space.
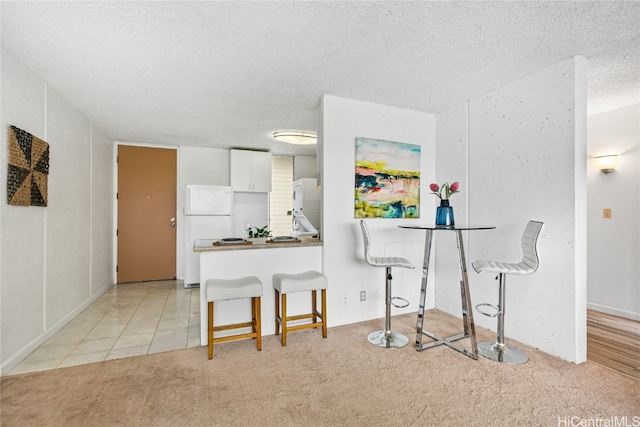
477, 273, 528, 364
367, 267, 409, 349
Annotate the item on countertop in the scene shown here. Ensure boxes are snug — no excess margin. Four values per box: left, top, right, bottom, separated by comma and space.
267, 236, 301, 243
213, 238, 252, 246
248, 224, 272, 238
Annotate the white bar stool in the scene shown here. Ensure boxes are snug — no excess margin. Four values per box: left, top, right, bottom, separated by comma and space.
360, 220, 415, 349
272, 271, 328, 346
472, 220, 543, 364
206, 276, 263, 359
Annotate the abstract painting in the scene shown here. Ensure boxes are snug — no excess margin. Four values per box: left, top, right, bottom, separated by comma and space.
7, 126, 49, 206
355, 137, 420, 218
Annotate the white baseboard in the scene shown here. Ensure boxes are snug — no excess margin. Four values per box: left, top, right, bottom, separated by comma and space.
587, 302, 640, 321
1, 283, 114, 376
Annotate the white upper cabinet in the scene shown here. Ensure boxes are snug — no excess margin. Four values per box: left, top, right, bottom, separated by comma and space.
230, 149, 272, 192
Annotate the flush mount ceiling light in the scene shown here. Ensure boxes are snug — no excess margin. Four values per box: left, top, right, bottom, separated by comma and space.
272, 131, 317, 145
596, 154, 619, 174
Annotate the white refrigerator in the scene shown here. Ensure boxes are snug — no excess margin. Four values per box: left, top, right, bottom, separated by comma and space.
184, 185, 234, 288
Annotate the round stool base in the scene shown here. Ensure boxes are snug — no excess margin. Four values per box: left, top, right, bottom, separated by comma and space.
477, 341, 528, 364
367, 330, 409, 349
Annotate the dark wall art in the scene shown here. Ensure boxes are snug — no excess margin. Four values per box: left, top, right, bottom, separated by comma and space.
7, 125, 49, 206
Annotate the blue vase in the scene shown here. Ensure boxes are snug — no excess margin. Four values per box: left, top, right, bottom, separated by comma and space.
435, 199, 455, 226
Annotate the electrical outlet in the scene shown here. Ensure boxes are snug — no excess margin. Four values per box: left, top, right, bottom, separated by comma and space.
603, 208, 612, 218
360, 290, 366, 302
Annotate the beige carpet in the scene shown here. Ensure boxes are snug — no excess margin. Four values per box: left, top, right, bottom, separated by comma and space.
2, 310, 638, 426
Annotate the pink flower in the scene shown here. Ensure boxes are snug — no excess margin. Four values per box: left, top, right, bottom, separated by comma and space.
430, 181, 460, 199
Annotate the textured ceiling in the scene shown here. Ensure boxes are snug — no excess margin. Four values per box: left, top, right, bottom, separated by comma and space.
1, 1, 638, 156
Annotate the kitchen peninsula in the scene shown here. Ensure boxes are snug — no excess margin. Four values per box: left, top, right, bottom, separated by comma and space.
194, 237, 323, 345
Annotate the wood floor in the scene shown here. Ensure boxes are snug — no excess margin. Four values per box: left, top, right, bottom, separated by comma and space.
587, 309, 640, 380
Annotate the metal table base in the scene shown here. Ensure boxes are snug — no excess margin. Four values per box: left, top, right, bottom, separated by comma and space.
416, 229, 477, 358
400, 225, 495, 360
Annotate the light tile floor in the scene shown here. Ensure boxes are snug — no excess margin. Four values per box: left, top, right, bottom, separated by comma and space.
8, 280, 200, 376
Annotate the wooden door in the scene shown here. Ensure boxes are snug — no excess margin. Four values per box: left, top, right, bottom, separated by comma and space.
117, 145, 177, 283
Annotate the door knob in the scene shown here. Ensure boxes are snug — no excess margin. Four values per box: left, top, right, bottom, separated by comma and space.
170, 217, 176, 227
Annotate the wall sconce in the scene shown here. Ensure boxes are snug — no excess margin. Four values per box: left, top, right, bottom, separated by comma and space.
595, 155, 619, 174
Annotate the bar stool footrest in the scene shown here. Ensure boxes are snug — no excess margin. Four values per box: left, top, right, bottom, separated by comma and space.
391, 296, 409, 309
475, 302, 500, 317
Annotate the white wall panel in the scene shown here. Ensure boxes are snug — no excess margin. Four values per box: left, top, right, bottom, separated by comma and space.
0, 48, 47, 365
232, 192, 268, 238
436, 57, 588, 362
91, 126, 114, 293
45, 89, 92, 327
1, 48, 114, 374
293, 155, 317, 180
321, 95, 436, 325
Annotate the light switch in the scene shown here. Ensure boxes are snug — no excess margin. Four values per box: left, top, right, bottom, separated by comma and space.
603, 208, 612, 218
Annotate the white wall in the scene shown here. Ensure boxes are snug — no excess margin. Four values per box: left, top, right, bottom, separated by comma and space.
587, 104, 639, 320
1, 47, 114, 374
436, 57, 588, 363
92, 128, 115, 294
320, 95, 436, 327
294, 155, 317, 180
